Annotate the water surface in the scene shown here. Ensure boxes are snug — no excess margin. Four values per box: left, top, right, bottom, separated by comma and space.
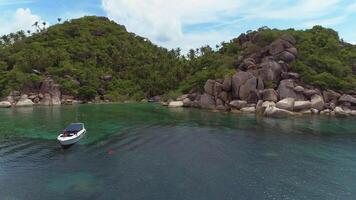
1, 103, 356, 200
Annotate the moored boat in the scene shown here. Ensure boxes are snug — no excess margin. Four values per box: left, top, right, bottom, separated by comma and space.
57, 123, 86, 147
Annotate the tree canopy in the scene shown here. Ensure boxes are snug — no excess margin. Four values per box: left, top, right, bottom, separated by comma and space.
0, 16, 355, 101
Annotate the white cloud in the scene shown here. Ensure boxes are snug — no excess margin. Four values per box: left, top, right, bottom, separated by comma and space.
303, 15, 347, 28
101, 0, 244, 51
0, 8, 43, 35
101, 0, 349, 52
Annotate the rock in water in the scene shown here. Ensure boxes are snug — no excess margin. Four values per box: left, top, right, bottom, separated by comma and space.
276, 98, 295, 111
16, 95, 34, 107
241, 107, 256, 113
200, 93, 216, 109
294, 101, 311, 111
229, 100, 247, 109
264, 105, 293, 118
334, 106, 349, 117
169, 101, 184, 108
0, 101, 11, 108
40, 77, 62, 106
311, 95, 325, 111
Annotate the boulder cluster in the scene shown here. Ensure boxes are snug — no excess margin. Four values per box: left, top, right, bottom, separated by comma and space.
169, 34, 356, 117
0, 76, 73, 108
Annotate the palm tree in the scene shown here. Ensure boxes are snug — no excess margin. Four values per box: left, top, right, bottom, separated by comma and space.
32, 21, 39, 27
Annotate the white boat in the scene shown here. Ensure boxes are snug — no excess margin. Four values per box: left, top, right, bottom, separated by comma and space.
57, 123, 86, 147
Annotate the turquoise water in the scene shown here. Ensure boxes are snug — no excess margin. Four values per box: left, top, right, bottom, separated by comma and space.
0, 103, 356, 200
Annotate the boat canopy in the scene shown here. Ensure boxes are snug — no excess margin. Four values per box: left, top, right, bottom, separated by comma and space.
65, 123, 84, 133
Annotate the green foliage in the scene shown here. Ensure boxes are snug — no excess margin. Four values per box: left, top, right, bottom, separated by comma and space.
78, 86, 97, 100
0, 17, 355, 100
0, 16, 190, 99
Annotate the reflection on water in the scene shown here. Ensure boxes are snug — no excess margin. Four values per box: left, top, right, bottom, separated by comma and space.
0, 103, 356, 200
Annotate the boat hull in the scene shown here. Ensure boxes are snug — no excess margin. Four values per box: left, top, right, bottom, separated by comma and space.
57, 129, 86, 147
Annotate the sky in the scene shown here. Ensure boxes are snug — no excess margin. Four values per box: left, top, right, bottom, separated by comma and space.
1, 0, 356, 53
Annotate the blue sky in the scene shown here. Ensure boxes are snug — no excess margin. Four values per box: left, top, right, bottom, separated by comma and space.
1, 0, 356, 52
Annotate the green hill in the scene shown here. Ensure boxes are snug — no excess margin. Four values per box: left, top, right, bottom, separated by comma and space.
0, 16, 189, 101
0, 16, 355, 102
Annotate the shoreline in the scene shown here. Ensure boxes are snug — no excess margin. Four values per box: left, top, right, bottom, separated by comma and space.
2, 99, 355, 118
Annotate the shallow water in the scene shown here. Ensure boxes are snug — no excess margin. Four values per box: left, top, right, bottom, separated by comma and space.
0, 103, 356, 200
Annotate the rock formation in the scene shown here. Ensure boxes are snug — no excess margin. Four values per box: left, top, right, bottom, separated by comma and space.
174, 33, 356, 118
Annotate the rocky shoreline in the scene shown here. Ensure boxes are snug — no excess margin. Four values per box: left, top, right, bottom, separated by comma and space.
1, 33, 355, 117
166, 33, 356, 117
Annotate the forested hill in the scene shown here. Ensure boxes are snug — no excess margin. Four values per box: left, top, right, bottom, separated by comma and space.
0, 16, 190, 100
0, 16, 355, 103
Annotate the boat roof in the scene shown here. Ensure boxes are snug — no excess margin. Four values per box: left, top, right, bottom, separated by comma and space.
65, 123, 84, 132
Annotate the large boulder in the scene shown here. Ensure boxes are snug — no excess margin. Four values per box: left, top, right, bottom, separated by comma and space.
286, 47, 298, 57
216, 99, 228, 111
311, 94, 325, 111
241, 107, 256, 113
323, 90, 341, 103
276, 98, 295, 111
277, 51, 295, 63
339, 94, 356, 105
239, 77, 257, 100
148, 96, 161, 102
231, 71, 253, 98
294, 101, 311, 111
200, 93, 215, 109
259, 59, 283, 83
334, 106, 349, 117
278, 79, 305, 100
169, 101, 184, 108
214, 82, 223, 97
222, 75, 232, 92
0, 101, 11, 108
303, 89, 319, 98
204, 79, 216, 96
41, 93, 52, 106
229, 100, 248, 109
16, 95, 34, 107
246, 90, 259, 104
262, 89, 278, 102
280, 34, 296, 45
264, 105, 293, 118
239, 58, 257, 70
40, 77, 61, 106
268, 39, 293, 56
294, 86, 304, 93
